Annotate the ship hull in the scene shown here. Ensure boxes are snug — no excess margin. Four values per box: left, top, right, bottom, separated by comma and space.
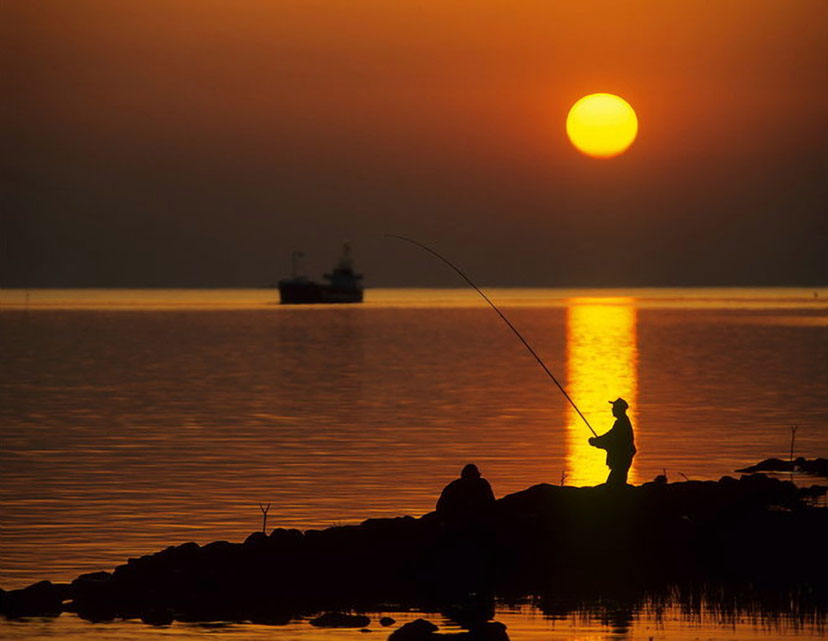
278, 281, 363, 304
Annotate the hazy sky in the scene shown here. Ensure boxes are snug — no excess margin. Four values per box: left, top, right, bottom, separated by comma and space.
3, 1, 827, 287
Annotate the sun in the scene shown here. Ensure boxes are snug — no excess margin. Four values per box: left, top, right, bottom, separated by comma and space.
566, 93, 638, 158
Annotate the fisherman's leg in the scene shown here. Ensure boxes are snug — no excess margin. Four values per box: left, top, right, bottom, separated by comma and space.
617, 464, 629, 485
606, 465, 629, 487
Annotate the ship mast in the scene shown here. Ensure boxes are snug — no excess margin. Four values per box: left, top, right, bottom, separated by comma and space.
290, 250, 304, 278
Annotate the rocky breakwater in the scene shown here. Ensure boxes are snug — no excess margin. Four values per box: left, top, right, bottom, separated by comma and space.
1, 473, 825, 625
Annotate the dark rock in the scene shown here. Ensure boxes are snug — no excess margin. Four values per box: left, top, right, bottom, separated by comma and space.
201, 540, 235, 555
248, 611, 293, 626
736, 458, 792, 473
441, 597, 494, 630
799, 484, 828, 500
465, 621, 508, 641
68, 570, 114, 618
269, 528, 304, 543
72, 570, 111, 585
11, 474, 827, 626
0, 581, 69, 618
69, 603, 119, 624
799, 458, 828, 477
389, 618, 439, 641
389, 619, 507, 641
140, 607, 174, 626
380, 616, 397, 627
70, 571, 111, 596
735, 457, 828, 477
244, 531, 269, 547
173, 541, 201, 560
310, 612, 372, 628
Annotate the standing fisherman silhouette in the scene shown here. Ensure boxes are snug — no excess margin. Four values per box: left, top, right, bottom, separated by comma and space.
588, 398, 636, 487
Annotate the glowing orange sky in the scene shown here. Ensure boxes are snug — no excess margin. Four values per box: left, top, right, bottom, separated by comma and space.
10, 2, 824, 151
3, 1, 826, 286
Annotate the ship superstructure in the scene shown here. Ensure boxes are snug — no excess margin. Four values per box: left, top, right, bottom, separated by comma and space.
278, 243, 363, 304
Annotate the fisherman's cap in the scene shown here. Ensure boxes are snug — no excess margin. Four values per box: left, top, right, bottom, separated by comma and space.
608, 397, 629, 410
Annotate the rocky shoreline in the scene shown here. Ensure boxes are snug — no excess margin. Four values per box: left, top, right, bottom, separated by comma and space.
736, 456, 828, 477
1, 472, 826, 629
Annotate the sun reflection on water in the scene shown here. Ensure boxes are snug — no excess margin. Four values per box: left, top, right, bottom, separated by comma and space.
565, 298, 638, 486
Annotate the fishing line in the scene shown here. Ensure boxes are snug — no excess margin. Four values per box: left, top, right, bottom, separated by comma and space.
386, 234, 597, 437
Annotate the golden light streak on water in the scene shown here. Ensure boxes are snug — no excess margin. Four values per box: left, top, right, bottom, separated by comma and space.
565, 298, 638, 486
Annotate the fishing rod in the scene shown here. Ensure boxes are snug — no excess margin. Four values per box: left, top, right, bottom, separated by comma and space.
386, 234, 597, 437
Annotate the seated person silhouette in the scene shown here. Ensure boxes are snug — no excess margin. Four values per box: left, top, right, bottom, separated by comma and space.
436, 464, 496, 523
588, 397, 636, 487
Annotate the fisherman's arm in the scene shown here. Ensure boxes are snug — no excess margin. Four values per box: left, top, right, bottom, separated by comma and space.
588, 435, 605, 449
588, 427, 617, 449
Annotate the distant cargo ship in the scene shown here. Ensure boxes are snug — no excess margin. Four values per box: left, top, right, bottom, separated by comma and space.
278, 244, 364, 304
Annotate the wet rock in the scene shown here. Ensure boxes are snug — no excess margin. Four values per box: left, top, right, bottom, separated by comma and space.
380, 616, 397, 626
310, 612, 372, 628
389, 619, 439, 641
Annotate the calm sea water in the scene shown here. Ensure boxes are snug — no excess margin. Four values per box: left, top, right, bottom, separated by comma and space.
1, 288, 826, 639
